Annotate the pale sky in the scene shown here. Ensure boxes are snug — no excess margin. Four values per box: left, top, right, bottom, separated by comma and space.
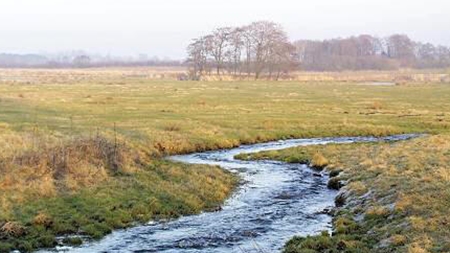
0, 0, 449, 59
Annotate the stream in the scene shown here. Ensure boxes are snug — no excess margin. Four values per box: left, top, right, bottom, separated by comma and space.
51, 134, 418, 253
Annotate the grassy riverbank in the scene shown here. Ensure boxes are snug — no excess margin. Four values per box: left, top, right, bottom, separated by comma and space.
0, 138, 237, 252
0, 69, 449, 251
237, 135, 450, 252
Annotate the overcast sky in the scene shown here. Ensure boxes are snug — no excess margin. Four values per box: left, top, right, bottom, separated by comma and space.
1, 0, 449, 59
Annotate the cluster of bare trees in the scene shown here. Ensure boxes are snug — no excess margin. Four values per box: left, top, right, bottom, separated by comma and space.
187, 21, 298, 80
188, 22, 450, 75
294, 34, 450, 71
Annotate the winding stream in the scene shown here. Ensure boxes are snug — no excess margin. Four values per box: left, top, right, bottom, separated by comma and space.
53, 134, 418, 253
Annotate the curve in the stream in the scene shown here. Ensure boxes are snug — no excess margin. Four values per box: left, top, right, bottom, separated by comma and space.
45, 134, 419, 253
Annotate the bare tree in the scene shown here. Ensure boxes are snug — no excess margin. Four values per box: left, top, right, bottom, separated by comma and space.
386, 34, 415, 66
241, 25, 255, 77
73, 55, 91, 68
356, 35, 381, 56
268, 41, 298, 80
225, 28, 244, 75
292, 34, 428, 71
187, 37, 208, 79
204, 27, 232, 75
248, 21, 289, 79
436, 46, 450, 67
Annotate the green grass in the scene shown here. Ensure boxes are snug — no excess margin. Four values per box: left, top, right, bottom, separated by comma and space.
0, 69, 450, 252
0, 160, 237, 252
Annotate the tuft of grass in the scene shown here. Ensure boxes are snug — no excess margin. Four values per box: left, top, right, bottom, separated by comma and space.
0, 222, 27, 238
32, 213, 53, 228
390, 234, 407, 246
365, 206, 390, 220
163, 124, 181, 132
311, 152, 329, 170
369, 101, 384, 110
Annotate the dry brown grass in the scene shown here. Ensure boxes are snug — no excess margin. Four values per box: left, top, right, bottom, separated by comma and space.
347, 181, 368, 195
2, 68, 448, 85
368, 101, 384, 110
196, 69, 450, 83
32, 213, 53, 227
390, 234, 408, 246
0, 67, 187, 84
0, 222, 26, 238
311, 152, 328, 168
0, 136, 139, 209
290, 69, 450, 83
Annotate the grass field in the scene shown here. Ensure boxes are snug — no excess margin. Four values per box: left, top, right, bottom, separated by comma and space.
0, 69, 449, 252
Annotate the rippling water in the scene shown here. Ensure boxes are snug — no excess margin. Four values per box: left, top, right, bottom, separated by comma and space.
45, 134, 418, 253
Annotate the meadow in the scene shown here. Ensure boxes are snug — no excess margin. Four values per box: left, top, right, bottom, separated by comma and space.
0, 68, 449, 252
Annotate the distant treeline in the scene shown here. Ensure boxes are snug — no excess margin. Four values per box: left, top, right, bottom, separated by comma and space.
187, 21, 450, 78
0, 53, 183, 68
0, 54, 49, 67
295, 34, 450, 71
2, 23, 449, 73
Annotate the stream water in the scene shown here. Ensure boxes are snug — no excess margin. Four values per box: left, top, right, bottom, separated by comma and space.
51, 134, 418, 253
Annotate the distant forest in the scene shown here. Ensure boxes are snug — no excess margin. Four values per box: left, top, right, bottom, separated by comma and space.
187, 21, 450, 79
1, 21, 449, 75
295, 34, 450, 71
0, 53, 183, 68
